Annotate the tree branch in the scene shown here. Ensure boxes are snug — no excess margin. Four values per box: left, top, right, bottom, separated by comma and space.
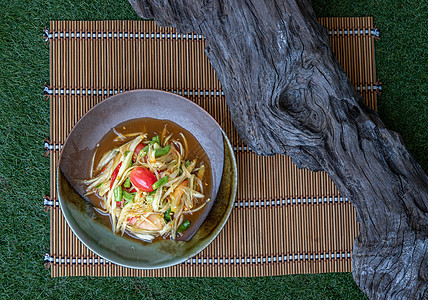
129, 0, 428, 298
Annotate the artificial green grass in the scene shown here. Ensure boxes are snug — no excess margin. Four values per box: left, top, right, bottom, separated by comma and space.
0, 0, 425, 299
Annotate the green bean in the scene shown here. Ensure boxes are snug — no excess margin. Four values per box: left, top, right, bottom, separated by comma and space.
113, 186, 122, 202
122, 190, 135, 202
177, 220, 191, 233
155, 145, 170, 157
123, 177, 131, 188
164, 208, 172, 222
152, 176, 168, 190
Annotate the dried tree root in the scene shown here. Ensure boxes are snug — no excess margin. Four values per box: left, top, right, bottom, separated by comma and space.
129, 1, 428, 298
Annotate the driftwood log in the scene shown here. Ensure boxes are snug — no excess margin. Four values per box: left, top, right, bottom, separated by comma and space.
128, 0, 428, 298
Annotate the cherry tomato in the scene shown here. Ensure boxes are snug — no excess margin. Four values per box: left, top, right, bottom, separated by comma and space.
129, 167, 156, 192
133, 142, 146, 162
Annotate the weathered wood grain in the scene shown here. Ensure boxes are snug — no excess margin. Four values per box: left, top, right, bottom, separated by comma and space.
128, 0, 428, 298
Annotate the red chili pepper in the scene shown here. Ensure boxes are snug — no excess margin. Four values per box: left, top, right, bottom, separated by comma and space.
110, 162, 122, 189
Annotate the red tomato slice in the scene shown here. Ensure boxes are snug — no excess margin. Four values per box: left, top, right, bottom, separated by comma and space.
133, 142, 145, 162
129, 167, 156, 192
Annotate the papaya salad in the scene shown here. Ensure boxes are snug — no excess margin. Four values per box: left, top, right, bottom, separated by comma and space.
84, 128, 209, 242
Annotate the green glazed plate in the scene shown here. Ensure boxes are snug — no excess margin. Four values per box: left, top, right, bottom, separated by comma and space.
57, 90, 237, 269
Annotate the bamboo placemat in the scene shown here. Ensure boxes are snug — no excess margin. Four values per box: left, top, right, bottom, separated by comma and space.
43, 18, 380, 277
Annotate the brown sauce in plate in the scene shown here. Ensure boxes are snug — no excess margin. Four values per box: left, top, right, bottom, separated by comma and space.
85, 117, 213, 242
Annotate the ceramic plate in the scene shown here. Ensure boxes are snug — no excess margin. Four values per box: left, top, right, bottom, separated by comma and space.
57, 90, 237, 269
